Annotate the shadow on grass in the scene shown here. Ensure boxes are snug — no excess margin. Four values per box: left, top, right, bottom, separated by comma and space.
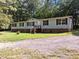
72, 29, 79, 36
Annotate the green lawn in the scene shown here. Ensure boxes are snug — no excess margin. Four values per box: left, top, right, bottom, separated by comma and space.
0, 31, 71, 42
71, 29, 79, 36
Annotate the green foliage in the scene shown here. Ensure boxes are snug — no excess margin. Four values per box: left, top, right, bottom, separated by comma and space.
0, 13, 11, 29
56, 0, 79, 16
0, 0, 79, 27
0, 0, 16, 29
35, 0, 58, 18
13, 0, 39, 21
0, 32, 70, 42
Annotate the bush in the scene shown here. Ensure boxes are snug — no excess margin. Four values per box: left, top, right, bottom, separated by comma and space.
16, 31, 20, 35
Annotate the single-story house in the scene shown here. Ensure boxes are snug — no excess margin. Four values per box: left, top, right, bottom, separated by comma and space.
11, 16, 73, 33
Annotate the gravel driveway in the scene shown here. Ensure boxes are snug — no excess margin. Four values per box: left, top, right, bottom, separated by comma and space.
0, 35, 79, 54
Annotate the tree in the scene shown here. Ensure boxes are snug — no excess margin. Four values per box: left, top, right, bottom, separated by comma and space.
34, 0, 59, 18
57, 0, 79, 28
13, 0, 39, 22
0, 13, 11, 30
1, 0, 79, 29
0, 0, 15, 30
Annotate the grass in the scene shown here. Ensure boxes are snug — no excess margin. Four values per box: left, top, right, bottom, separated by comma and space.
0, 31, 78, 59
72, 29, 79, 36
0, 31, 71, 42
0, 48, 79, 59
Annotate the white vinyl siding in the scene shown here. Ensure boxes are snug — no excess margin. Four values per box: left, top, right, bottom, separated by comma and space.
11, 16, 72, 30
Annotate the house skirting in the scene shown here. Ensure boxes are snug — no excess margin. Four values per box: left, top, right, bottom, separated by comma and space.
11, 28, 70, 33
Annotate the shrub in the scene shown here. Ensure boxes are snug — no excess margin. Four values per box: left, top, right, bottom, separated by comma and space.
16, 31, 20, 35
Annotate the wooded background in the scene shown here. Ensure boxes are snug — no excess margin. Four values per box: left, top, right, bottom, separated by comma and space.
0, 0, 79, 29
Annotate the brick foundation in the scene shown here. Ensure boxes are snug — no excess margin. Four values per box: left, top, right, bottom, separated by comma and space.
11, 28, 70, 33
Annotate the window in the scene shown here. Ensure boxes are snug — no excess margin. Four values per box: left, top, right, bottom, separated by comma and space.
62, 18, 67, 25
56, 18, 68, 25
43, 20, 49, 26
32, 22, 35, 26
27, 22, 35, 26
56, 19, 61, 25
12, 23, 17, 27
19, 23, 24, 27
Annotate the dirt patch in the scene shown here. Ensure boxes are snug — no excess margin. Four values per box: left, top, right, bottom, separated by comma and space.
0, 35, 79, 59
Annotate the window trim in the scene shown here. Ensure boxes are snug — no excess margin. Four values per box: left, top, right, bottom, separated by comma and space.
27, 22, 35, 26
43, 20, 49, 26
19, 23, 24, 27
56, 18, 68, 25
56, 19, 61, 25
62, 18, 68, 25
